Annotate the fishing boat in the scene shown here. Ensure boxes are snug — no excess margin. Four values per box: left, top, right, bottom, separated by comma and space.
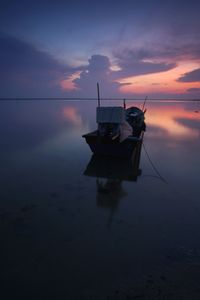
82, 84, 146, 158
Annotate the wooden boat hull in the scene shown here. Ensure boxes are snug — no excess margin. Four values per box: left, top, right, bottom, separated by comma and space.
83, 131, 144, 158
84, 139, 142, 181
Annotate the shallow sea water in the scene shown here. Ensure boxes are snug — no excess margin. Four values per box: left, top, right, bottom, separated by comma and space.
0, 100, 200, 299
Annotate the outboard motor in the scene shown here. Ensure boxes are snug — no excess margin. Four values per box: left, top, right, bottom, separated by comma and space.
126, 107, 146, 133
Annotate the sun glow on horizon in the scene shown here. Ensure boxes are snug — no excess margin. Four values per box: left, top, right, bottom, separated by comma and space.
119, 61, 200, 95
60, 60, 200, 96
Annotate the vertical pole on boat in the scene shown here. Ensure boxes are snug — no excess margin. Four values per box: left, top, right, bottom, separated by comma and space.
142, 96, 148, 112
97, 82, 100, 107
123, 99, 126, 109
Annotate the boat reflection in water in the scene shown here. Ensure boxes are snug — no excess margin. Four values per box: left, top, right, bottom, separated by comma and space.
84, 141, 142, 226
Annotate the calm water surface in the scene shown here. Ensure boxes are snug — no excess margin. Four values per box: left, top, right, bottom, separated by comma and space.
0, 100, 200, 299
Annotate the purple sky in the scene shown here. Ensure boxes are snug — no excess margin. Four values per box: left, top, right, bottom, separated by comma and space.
0, 0, 200, 98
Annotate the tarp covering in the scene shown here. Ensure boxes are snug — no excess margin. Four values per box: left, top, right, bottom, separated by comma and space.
96, 107, 125, 124
119, 122, 132, 142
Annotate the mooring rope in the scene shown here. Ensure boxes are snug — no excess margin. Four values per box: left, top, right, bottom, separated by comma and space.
142, 142, 167, 184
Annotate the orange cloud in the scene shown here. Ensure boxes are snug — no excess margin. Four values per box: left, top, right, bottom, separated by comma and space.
60, 71, 81, 91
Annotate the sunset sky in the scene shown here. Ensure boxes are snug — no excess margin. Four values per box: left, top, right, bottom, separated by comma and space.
0, 0, 200, 98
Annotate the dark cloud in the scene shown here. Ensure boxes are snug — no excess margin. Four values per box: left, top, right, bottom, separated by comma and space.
0, 34, 74, 97
0, 34, 65, 72
114, 42, 200, 65
177, 68, 200, 82
112, 49, 176, 78
73, 55, 123, 97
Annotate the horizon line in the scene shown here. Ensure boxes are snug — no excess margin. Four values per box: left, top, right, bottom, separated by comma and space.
0, 97, 200, 101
